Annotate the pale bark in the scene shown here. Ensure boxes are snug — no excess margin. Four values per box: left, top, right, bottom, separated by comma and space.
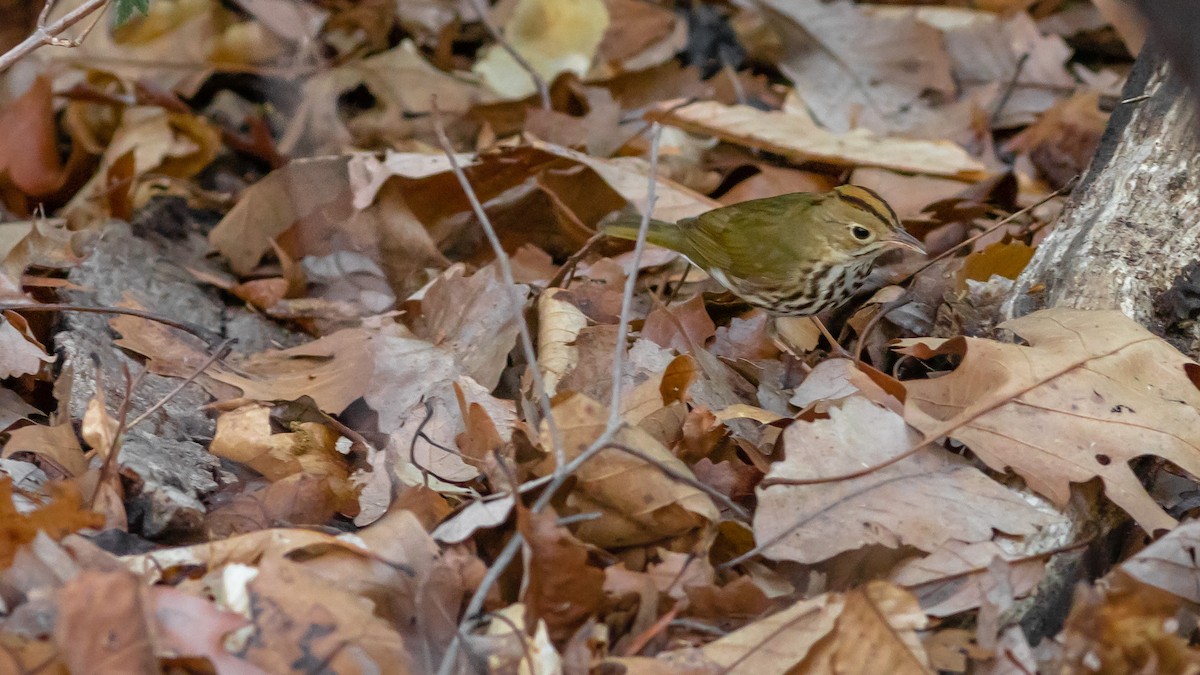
1004, 53, 1200, 344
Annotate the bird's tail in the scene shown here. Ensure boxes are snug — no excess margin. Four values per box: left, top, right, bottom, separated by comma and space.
601, 213, 683, 251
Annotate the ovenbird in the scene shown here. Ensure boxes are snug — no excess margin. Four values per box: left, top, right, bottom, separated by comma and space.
602, 185, 924, 316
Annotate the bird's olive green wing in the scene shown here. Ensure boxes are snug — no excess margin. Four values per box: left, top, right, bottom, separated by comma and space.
674, 192, 827, 282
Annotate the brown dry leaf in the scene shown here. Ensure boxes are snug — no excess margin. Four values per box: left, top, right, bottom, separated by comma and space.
537, 393, 718, 548
595, 0, 684, 75
802, 582, 931, 674
1, 217, 84, 286
285, 40, 481, 154
151, 586, 262, 674
719, 164, 838, 206
473, 0, 609, 100
414, 265, 527, 390
756, 396, 1056, 564
760, 0, 955, 134
241, 554, 416, 673
210, 324, 405, 415
0, 77, 71, 198
381, 376, 515, 487
55, 570, 158, 674
519, 506, 607, 643
654, 101, 986, 180
850, 168, 971, 219
624, 583, 927, 673
209, 404, 356, 512
1004, 91, 1108, 187
121, 527, 353, 580
0, 480, 102, 568
897, 308, 1200, 533
680, 592, 844, 672
209, 156, 353, 275
710, 311, 780, 362
642, 295, 716, 354
1055, 572, 1200, 675
4, 423, 88, 477
206, 474, 343, 537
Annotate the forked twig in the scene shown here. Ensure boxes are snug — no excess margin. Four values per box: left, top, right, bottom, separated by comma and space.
434, 124, 664, 675
431, 98, 563, 465
0, 0, 111, 74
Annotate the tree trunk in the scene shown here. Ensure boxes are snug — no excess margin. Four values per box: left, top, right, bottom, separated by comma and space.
1000, 49, 1199, 643
1004, 51, 1200, 351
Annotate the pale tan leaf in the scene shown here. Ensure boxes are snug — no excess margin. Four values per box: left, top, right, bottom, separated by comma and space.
756, 396, 1056, 564
473, 0, 610, 100
537, 288, 590, 398
897, 308, 1200, 533
3, 423, 88, 477
654, 101, 986, 179
81, 393, 119, 458
891, 539, 1049, 617
528, 138, 719, 222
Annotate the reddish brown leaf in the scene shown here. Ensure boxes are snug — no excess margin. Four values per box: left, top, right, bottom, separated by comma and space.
518, 505, 607, 643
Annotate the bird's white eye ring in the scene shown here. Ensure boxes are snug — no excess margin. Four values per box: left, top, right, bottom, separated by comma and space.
851, 225, 871, 240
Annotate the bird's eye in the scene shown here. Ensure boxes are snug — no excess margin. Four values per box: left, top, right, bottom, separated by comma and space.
851, 225, 872, 241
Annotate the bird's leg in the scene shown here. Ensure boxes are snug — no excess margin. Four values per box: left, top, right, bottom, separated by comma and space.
664, 263, 691, 307
812, 317, 854, 360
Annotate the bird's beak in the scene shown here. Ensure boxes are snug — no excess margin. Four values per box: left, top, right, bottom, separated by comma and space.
886, 229, 926, 255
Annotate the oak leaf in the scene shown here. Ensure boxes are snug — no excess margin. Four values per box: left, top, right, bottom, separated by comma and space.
897, 308, 1200, 533
756, 396, 1056, 564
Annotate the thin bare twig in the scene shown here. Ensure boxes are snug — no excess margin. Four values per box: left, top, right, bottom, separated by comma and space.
126, 339, 236, 430
0, 303, 221, 344
464, 0, 551, 110
430, 99, 563, 466
0, 0, 110, 74
435, 124, 664, 675
609, 129, 661, 430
